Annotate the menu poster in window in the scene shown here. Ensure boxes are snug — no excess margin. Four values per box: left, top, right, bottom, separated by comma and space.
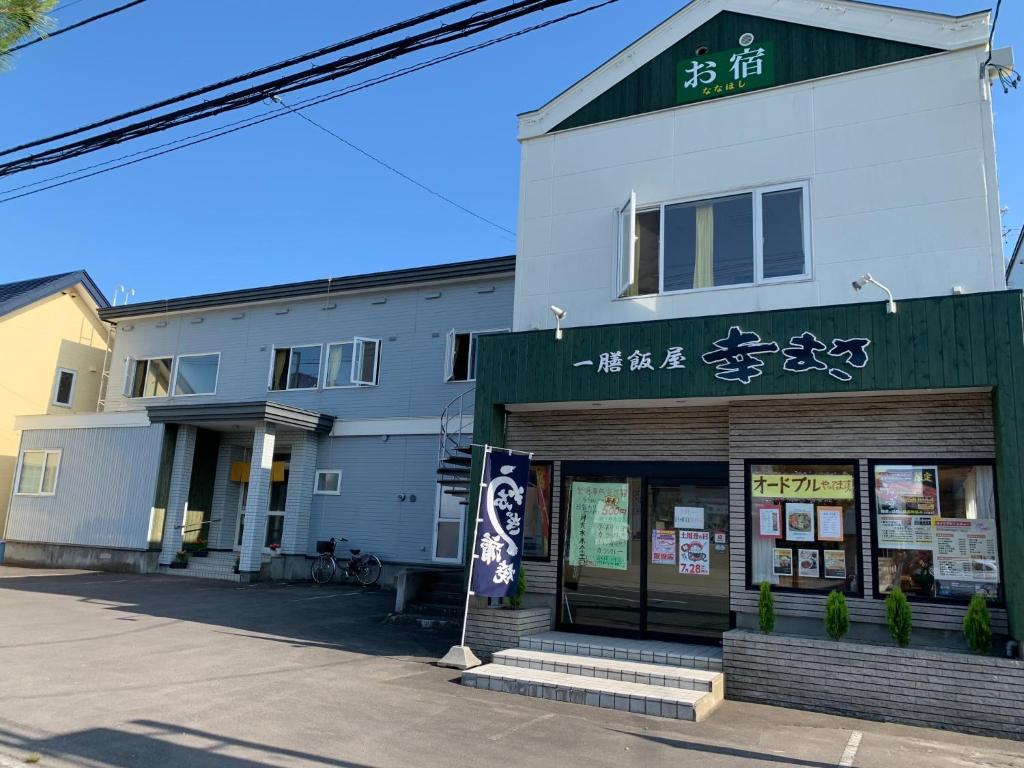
816, 506, 844, 542
875, 466, 940, 515
758, 505, 782, 538
823, 550, 847, 579
798, 549, 819, 577
877, 515, 935, 550
772, 548, 793, 577
679, 531, 711, 575
785, 503, 815, 542
934, 519, 999, 583
567, 482, 630, 571
674, 506, 705, 530
652, 530, 676, 565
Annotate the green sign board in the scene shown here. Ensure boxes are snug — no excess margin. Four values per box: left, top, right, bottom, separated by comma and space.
676, 42, 775, 105
567, 481, 630, 571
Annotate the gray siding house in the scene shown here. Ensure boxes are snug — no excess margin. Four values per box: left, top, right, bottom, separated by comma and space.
4, 257, 514, 581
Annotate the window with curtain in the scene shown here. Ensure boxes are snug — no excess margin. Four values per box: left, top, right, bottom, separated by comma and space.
126, 357, 173, 398
872, 462, 1002, 603
747, 461, 859, 595
325, 339, 381, 387
617, 183, 808, 297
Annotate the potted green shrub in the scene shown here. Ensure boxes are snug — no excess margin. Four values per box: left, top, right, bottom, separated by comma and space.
508, 568, 527, 610
758, 580, 775, 634
232, 555, 241, 575
170, 550, 189, 569
885, 585, 912, 647
963, 592, 992, 655
825, 590, 849, 641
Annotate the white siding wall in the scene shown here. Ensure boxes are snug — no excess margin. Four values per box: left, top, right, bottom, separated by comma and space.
5, 425, 164, 549
514, 49, 1004, 332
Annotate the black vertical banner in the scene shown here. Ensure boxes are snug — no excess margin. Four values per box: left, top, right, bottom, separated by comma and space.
470, 448, 531, 598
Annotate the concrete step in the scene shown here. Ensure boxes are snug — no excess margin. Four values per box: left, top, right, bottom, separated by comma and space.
385, 613, 459, 631
519, 631, 723, 672
461, 664, 720, 722
405, 601, 462, 618
492, 648, 722, 696
160, 565, 246, 583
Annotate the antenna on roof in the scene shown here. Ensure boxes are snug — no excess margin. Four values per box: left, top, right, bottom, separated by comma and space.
111, 285, 136, 306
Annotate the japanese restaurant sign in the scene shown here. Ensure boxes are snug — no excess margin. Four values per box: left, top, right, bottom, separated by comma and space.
751, 473, 855, 500
934, 519, 1000, 583
875, 466, 939, 515
679, 531, 711, 576
567, 482, 630, 571
676, 42, 776, 105
471, 448, 531, 598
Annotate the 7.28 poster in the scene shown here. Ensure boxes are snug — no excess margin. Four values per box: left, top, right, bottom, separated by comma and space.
678, 531, 710, 576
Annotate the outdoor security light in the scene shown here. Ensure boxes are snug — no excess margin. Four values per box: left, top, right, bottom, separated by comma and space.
852, 273, 897, 315
550, 305, 567, 340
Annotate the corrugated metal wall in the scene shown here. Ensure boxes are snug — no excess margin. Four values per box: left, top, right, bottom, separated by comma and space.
6, 425, 165, 550
505, 392, 1007, 634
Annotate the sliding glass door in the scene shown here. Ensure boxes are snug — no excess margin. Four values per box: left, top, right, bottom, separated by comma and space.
559, 462, 730, 642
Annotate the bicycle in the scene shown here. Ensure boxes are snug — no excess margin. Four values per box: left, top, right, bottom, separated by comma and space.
311, 537, 382, 586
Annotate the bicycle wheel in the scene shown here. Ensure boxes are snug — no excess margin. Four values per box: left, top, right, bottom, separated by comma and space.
311, 555, 336, 584
354, 554, 382, 586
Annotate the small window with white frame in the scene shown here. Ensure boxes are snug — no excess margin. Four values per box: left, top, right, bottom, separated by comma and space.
445, 329, 509, 382
314, 469, 342, 495
617, 182, 810, 298
173, 353, 220, 396
324, 338, 381, 388
52, 368, 77, 407
269, 345, 323, 391
15, 449, 61, 496
124, 357, 173, 398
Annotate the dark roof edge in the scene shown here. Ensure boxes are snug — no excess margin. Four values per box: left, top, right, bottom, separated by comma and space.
1006, 228, 1024, 282
99, 256, 516, 321
0, 270, 109, 319
146, 400, 334, 433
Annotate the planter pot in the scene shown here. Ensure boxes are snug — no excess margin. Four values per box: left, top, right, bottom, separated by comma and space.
464, 605, 552, 659
169, 561, 188, 570
189, 549, 209, 558
723, 629, 1024, 741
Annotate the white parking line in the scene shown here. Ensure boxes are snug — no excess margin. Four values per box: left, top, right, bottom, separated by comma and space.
838, 731, 863, 767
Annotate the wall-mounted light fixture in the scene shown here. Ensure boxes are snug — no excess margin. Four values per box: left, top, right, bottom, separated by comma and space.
550, 305, 567, 341
852, 273, 897, 315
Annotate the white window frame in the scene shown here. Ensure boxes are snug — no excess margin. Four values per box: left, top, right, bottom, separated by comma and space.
444, 328, 510, 383
352, 337, 381, 386
616, 180, 812, 300
430, 483, 466, 564
324, 338, 381, 388
313, 469, 342, 495
616, 191, 637, 298
51, 368, 77, 408
14, 449, 62, 496
123, 355, 175, 399
171, 352, 221, 397
267, 344, 324, 391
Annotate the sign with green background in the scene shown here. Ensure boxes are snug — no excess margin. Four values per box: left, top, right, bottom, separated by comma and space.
567, 482, 630, 571
676, 42, 775, 105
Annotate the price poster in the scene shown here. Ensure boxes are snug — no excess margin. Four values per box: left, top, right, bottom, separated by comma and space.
678, 531, 710, 576
567, 482, 630, 570
816, 506, 844, 542
651, 530, 676, 565
934, 519, 1000, 583
758, 505, 781, 538
875, 465, 939, 515
877, 515, 935, 550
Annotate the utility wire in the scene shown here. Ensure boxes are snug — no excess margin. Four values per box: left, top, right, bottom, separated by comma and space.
10, 0, 147, 52
0, 0, 592, 177
0, 0, 618, 205
271, 94, 515, 238
1, 0, 490, 156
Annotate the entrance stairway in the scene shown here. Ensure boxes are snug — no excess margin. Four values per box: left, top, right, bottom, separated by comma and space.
160, 551, 246, 582
436, 388, 474, 503
462, 631, 724, 722
388, 569, 465, 631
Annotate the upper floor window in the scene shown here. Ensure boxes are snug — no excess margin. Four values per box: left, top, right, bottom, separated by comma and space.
445, 329, 509, 382
16, 449, 61, 496
270, 345, 322, 391
52, 368, 76, 407
325, 338, 381, 388
173, 353, 220, 396
125, 357, 173, 398
617, 182, 809, 298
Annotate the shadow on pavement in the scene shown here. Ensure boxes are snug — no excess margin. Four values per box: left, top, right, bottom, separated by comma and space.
613, 730, 839, 768
0, 721, 373, 767
0, 569, 456, 660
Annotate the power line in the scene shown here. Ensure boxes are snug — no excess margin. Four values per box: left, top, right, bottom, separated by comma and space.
10, 0, 147, 52
271, 94, 515, 238
0, 0, 595, 177
0, 0, 618, 205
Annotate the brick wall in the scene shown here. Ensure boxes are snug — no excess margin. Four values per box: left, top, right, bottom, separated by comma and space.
723, 629, 1024, 740
465, 604, 552, 659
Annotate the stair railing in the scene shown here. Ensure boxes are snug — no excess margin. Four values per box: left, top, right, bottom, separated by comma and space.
438, 387, 475, 467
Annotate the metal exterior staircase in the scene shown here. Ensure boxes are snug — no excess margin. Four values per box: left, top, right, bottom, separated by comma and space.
436, 388, 475, 505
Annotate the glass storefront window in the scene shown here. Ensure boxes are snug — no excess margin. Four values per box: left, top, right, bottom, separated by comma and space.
872, 462, 1002, 603
747, 461, 860, 595
523, 463, 553, 561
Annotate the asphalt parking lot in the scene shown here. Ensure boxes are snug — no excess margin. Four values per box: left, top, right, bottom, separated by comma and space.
0, 566, 1021, 768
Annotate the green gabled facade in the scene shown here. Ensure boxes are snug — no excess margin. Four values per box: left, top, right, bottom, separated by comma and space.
553, 10, 941, 133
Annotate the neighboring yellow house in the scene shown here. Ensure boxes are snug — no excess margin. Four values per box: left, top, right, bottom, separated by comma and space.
0, 271, 109, 536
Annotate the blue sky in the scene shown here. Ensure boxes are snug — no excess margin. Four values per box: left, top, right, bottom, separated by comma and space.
1, 0, 1021, 301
